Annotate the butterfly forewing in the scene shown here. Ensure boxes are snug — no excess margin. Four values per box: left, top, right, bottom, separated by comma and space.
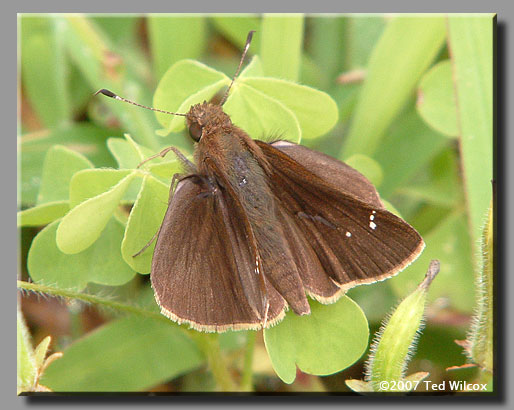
257, 141, 425, 294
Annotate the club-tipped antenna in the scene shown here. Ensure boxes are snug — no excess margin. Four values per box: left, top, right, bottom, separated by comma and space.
94, 89, 187, 117
219, 30, 255, 106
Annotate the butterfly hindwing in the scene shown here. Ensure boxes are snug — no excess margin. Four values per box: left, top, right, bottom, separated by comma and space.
151, 176, 286, 332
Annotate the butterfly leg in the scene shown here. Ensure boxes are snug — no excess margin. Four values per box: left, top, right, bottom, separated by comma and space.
132, 230, 159, 258
137, 146, 196, 173
133, 173, 213, 258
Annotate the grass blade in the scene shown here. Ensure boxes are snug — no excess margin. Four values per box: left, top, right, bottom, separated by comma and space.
260, 14, 305, 81
447, 15, 494, 258
341, 16, 446, 158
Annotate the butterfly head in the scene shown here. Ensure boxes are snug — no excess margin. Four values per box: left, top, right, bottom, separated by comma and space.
186, 102, 232, 142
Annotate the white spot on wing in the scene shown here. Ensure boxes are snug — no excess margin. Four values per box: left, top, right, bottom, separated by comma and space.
370, 215, 375, 221
346, 231, 352, 237
370, 221, 377, 230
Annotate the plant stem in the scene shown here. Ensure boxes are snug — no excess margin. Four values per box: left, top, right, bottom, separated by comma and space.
190, 333, 237, 392
240, 331, 256, 391
18, 280, 169, 324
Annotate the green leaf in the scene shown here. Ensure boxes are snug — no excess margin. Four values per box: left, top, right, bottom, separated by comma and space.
239, 55, 264, 78
332, 82, 361, 126
416, 60, 458, 137
19, 143, 93, 227
260, 14, 304, 81
447, 16, 493, 261
398, 146, 462, 208
153, 56, 338, 143
342, 16, 446, 158
148, 15, 207, 79
263, 296, 368, 384
148, 157, 186, 179
21, 16, 71, 127
37, 145, 94, 205
374, 106, 449, 198
121, 176, 169, 273
242, 77, 339, 140
153, 59, 229, 132
108, 133, 187, 181
223, 83, 302, 143
40, 316, 204, 392
106, 134, 167, 170
28, 219, 135, 291
57, 172, 136, 254
18, 201, 69, 227
33, 336, 52, 371
20, 123, 118, 205
17, 308, 37, 394
344, 154, 383, 187
390, 211, 475, 313
69, 169, 133, 208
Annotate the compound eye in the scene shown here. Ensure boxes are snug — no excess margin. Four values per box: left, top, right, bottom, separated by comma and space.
188, 122, 203, 142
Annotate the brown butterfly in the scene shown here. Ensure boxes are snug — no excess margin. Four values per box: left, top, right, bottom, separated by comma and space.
96, 31, 424, 332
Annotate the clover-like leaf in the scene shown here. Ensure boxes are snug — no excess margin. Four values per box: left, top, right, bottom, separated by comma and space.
153, 59, 229, 132
121, 175, 169, 273
56, 172, 137, 254
223, 83, 301, 143
69, 169, 134, 208
18, 201, 69, 227
263, 296, 369, 384
18, 146, 94, 227
28, 219, 135, 291
239, 55, 264, 78
152, 57, 339, 143
37, 145, 94, 205
241, 77, 339, 140
148, 157, 186, 179
107, 135, 162, 169
20, 123, 118, 205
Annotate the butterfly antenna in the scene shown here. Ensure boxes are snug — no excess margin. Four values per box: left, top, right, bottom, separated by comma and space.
219, 30, 255, 106
94, 89, 187, 117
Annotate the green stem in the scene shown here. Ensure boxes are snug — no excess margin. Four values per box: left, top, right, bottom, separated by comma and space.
240, 331, 256, 391
18, 280, 170, 325
190, 333, 237, 392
